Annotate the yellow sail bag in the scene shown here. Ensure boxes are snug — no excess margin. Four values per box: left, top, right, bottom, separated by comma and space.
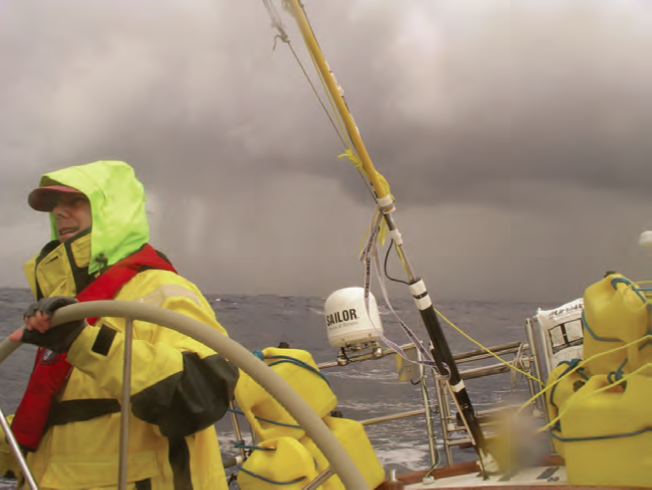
234, 347, 337, 440
237, 436, 319, 490
300, 416, 386, 490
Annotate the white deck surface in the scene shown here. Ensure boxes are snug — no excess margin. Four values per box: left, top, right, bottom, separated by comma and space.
406, 465, 568, 488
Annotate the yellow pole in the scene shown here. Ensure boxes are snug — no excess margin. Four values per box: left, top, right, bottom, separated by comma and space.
285, 0, 389, 201
279, 1, 495, 472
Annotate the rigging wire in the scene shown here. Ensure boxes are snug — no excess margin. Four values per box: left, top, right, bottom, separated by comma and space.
262, 0, 348, 149
285, 2, 383, 208
263, 0, 383, 215
289, 44, 349, 149
292, 0, 356, 146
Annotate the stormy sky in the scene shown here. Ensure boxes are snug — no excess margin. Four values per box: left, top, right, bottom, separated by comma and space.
2, 0, 652, 304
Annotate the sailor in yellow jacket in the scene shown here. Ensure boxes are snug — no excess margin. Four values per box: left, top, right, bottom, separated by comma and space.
1, 160, 239, 489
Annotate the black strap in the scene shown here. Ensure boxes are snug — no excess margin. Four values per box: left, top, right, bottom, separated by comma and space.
34, 240, 60, 301
63, 228, 95, 294
48, 398, 121, 426
91, 324, 117, 356
169, 436, 193, 489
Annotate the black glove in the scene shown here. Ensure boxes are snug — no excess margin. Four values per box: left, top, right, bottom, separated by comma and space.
21, 297, 86, 353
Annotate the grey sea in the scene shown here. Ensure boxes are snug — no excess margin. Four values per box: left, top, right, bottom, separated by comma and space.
0, 287, 559, 488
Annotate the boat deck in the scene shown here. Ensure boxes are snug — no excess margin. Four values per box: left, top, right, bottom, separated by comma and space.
377, 457, 650, 489
406, 464, 569, 488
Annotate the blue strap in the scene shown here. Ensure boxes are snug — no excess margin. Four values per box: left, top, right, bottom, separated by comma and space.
610, 277, 647, 303
264, 355, 331, 387
255, 414, 302, 429
251, 351, 330, 387
228, 408, 302, 429
581, 277, 645, 344
607, 358, 629, 384
638, 337, 652, 351
551, 426, 652, 442
238, 466, 306, 485
234, 439, 276, 452
237, 351, 331, 429
549, 359, 584, 410
582, 311, 620, 343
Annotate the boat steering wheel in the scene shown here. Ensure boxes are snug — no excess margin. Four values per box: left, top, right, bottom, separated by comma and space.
0, 300, 369, 490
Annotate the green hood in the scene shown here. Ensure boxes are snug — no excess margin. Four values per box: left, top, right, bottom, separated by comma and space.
39, 160, 149, 274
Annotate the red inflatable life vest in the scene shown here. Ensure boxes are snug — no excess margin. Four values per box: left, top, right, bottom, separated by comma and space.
11, 244, 177, 451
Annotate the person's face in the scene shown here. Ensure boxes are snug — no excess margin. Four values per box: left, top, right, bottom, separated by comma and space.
51, 193, 92, 243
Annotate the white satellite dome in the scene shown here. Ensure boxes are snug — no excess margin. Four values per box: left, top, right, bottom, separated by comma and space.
324, 287, 384, 348
639, 231, 652, 248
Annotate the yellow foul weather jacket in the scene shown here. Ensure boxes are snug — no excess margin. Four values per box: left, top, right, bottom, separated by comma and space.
1, 161, 239, 489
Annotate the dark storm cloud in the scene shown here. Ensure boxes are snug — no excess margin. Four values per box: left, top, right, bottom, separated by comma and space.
322, 0, 652, 209
5, 0, 652, 210
2, 0, 652, 301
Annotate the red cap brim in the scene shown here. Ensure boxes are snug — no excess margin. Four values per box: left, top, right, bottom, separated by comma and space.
28, 185, 83, 212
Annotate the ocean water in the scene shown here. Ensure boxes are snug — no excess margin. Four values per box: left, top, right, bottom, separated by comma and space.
0, 288, 557, 488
